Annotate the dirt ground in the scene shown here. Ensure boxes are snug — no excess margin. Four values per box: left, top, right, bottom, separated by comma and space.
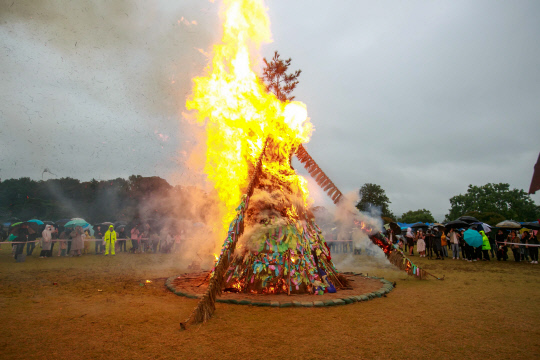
1, 244, 539, 360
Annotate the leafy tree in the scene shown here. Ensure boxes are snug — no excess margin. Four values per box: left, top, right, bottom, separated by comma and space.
445, 183, 540, 222
260, 51, 302, 102
399, 209, 435, 224
356, 183, 395, 219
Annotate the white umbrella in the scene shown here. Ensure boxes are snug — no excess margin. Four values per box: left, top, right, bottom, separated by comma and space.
495, 220, 521, 229
470, 222, 492, 233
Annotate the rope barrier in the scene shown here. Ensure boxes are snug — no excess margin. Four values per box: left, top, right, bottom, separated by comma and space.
0, 238, 149, 245
495, 241, 540, 247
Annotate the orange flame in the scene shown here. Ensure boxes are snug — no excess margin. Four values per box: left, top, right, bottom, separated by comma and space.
186, 0, 312, 238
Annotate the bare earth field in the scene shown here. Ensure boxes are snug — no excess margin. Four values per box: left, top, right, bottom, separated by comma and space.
1, 244, 539, 360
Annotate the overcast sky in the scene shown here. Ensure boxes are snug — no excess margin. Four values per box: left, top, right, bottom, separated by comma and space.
1, 0, 539, 221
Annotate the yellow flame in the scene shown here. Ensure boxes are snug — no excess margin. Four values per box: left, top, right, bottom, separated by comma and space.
186, 0, 312, 237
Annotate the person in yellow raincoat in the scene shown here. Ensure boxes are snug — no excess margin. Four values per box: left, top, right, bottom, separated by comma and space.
104, 225, 117, 256
480, 230, 491, 261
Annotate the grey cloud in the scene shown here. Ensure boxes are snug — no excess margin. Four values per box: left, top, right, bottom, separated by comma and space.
1, 0, 539, 219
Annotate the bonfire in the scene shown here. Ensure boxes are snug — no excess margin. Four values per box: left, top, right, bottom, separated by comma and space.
179, 0, 353, 325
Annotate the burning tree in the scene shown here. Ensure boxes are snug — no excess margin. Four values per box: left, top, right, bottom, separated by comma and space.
260, 51, 302, 102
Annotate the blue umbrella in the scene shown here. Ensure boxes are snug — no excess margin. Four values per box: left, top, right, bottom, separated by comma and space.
27, 219, 44, 225
64, 219, 90, 228
463, 229, 483, 247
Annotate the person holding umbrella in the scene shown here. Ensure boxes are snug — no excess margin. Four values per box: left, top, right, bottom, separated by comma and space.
496, 229, 508, 261
462, 230, 474, 262
95, 225, 104, 254
508, 230, 520, 262
488, 232, 497, 259
117, 226, 127, 252
527, 230, 539, 264
57, 229, 68, 257
103, 225, 117, 256
69, 225, 84, 256
459, 230, 467, 260
480, 230, 491, 261
440, 230, 448, 258
416, 229, 426, 257
425, 229, 434, 259
26, 231, 37, 256
448, 228, 460, 260
130, 224, 141, 253
39, 225, 54, 258
405, 227, 414, 256
520, 231, 530, 262
432, 228, 444, 260
13, 224, 29, 261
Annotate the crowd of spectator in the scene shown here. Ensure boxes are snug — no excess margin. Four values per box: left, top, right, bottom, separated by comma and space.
3, 222, 184, 262
388, 227, 539, 264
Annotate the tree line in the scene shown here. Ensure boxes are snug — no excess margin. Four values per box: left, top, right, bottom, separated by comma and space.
0, 176, 214, 224
356, 182, 540, 224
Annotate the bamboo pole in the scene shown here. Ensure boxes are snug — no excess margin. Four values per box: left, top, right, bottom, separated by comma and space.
181, 138, 269, 330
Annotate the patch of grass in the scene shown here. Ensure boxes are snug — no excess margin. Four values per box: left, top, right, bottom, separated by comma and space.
1, 244, 539, 359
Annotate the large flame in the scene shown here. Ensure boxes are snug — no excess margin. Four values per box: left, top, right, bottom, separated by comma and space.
186, 0, 312, 236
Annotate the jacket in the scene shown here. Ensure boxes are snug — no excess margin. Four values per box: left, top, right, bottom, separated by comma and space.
480, 231, 491, 250
103, 227, 117, 242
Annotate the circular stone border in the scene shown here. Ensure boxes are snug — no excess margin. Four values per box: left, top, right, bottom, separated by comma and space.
165, 274, 394, 307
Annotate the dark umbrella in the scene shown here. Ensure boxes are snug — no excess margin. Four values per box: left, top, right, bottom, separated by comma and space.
9, 221, 40, 235
56, 219, 71, 226
97, 222, 114, 228
114, 221, 127, 229
388, 222, 402, 235
410, 222, 429, 230
445, 220, 469, 229
458, 216, 479, 224
522, 221, 540, 230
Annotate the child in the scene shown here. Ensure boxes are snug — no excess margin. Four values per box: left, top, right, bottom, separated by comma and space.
57, 231, 68, 257
416, 230, 426, 257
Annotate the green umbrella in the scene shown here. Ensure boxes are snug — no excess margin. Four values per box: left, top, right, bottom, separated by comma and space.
64, 219, 90, 228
